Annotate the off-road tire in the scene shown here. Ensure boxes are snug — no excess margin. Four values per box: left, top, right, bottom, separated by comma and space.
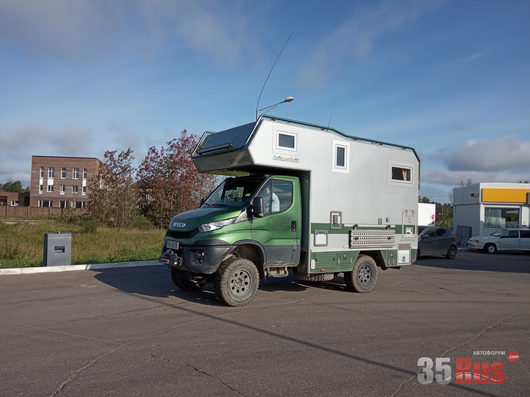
484, 243, 497, 254
446, 245, 458, 259
171, 269, 200, 290
214, 257, 259, 307
344, 255, 378, 293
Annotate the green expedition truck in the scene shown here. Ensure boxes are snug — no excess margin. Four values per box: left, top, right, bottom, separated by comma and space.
160, 115, 419, 306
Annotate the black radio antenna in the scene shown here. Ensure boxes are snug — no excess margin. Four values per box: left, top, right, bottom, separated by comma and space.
255, 32, 293, 120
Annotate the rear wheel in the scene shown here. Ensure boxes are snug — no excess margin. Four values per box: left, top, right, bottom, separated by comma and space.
171, 269, 201, 290
214, 257, 259, 307
446, 245, 458, 259
344, 255, 378, 293
484, 243, 497, 254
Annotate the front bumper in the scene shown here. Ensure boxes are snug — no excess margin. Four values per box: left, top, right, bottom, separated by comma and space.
159, 243, 234, 274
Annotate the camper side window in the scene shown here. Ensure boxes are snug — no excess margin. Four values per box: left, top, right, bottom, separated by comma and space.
391, 166, 412, 183
332, 141, 349, 173
277, 132, 297, 150
336, 146, 346, 167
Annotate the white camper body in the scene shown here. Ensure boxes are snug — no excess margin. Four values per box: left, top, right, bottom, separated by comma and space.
193, 116, 419, 275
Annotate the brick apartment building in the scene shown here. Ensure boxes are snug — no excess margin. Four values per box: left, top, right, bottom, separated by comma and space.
30, 156, 102, 208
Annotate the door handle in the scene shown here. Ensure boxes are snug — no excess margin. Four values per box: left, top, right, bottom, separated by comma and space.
291, 220, 297, 232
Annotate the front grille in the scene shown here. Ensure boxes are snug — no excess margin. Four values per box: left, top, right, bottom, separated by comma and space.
166, 229, 197, 239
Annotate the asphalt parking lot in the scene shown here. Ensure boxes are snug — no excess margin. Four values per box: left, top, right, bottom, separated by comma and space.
1, 250, 529, 397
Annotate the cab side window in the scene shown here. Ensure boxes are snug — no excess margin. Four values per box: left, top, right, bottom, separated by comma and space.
258, 179, 293, 216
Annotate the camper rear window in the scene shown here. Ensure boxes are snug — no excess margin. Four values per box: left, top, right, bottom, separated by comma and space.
278, 133, 296, 149
391, 166, 412, 182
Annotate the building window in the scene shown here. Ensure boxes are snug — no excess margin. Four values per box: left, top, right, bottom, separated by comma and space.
73, 185, 79, 193
83, 168, 88, 179
47, 184, 54, 192
61, 168, 66, 179
60, 200, 68, 208
60, 185, 66, 195
73, 168, 79, 179
42, 200, 53, 208
40, 167, 44, 178
484, 207, 519, 228
48, 167, 55, 178
82, 186, 87, 195
75, 201, 85, 209
276, 131, 297, 151
391, 166, 412, 183
39, 185, 44, 194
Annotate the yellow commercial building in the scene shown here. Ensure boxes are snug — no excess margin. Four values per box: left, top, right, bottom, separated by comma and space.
453, 182, 530, 242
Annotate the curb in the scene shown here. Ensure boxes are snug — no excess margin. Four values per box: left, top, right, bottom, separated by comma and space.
0, 260, 162, 275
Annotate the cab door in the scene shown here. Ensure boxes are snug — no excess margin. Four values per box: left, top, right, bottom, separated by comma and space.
251, 176, 301, 266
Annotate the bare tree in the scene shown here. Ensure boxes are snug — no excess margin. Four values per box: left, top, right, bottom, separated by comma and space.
87, 149, 138, 227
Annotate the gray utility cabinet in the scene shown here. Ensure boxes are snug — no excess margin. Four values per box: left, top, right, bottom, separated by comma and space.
43, 233, 72, 266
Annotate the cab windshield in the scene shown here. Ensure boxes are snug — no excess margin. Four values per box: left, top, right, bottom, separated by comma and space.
202, 176, 265, 208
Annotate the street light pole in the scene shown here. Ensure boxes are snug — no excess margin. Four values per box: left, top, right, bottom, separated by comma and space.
256, 97, 294, 120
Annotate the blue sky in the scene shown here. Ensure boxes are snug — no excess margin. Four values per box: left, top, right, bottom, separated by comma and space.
1, 0, 529, 202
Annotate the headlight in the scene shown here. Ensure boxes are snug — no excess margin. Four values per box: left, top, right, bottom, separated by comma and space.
198, 217, 236, 232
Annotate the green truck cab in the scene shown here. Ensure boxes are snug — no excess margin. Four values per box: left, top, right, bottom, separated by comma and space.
160, 174, 302, 306
160, 116, 419, 306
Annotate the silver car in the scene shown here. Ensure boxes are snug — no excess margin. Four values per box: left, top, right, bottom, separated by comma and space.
467, 228, 530, 254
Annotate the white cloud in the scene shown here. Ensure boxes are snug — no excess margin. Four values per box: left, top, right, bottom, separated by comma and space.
0, 0, 255, 65
440, 137, 530, 172
422, 169, 530, 186
0, 125, 99, 185
296, 0, 445, 87
0, 122, 184, 185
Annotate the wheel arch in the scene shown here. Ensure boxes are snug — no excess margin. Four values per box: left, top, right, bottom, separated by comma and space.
230, 240, 266, 279
361, 250, 387, 270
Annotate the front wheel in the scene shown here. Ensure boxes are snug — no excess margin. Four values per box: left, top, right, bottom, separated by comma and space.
214, 257, 259, 307
484, 244, 497, 254
344, 255, 378, 293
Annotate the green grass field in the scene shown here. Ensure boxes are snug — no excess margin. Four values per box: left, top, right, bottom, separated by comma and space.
0, 220, 165, 268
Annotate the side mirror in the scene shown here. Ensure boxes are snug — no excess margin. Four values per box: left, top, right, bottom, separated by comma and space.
251, 197, 264, 217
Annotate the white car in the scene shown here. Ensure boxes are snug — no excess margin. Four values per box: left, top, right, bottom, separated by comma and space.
467, 228, 530, 254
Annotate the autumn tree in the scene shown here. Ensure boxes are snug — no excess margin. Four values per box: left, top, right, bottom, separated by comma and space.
137, 130, 216, 228
87, 149, 139, 227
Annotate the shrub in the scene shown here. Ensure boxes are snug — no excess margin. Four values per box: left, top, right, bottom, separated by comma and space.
81, 219, 99, 233
128, 214, 155, 230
